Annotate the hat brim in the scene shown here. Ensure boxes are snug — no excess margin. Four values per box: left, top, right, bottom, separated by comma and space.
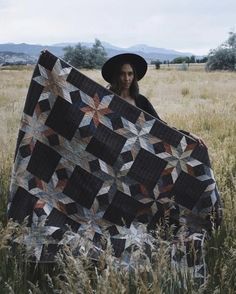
102, 53, 147, 83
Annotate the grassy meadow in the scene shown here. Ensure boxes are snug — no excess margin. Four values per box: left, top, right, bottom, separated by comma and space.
0, 65, 236, 293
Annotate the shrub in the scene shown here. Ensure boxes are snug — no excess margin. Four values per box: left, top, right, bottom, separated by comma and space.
206, 32, 236, 71
63, 39, 107, 69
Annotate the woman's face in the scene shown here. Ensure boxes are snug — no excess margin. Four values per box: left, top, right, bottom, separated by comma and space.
119, 63, 134, 90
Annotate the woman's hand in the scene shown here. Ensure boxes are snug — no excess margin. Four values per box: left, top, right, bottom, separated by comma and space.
189, 133, 207, 149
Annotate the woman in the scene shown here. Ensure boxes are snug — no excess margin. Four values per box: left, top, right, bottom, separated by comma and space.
101, 53, 206, 146
102, 53, 221, 283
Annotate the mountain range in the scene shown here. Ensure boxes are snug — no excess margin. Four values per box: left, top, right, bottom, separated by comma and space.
0, 41, 201, 65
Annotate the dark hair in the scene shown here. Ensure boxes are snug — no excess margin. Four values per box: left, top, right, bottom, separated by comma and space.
109, 62, 139, 99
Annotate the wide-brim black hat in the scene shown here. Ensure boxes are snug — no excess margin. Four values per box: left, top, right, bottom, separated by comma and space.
102, 53, 147, 83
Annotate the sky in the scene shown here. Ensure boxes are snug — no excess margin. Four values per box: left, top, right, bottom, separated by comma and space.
1, 0, 235, 55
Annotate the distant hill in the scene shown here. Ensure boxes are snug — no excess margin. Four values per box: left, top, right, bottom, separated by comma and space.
0, 51, 36, 65
53, 42, 195, 61
0, 42, 200, 65
0, 43, 64, 58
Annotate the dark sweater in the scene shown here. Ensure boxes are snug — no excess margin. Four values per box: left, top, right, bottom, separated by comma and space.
134, 94, 162, 120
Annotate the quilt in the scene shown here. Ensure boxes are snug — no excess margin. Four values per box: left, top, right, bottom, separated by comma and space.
8, 50, 220, 267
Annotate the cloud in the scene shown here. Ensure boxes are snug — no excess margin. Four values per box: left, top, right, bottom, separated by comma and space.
0, 0, 11, 8
0, 0, 235, 54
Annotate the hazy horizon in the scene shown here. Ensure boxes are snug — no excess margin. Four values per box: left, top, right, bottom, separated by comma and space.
0, 41, 199, 56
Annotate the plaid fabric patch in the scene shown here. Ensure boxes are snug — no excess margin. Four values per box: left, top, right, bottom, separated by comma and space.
8, 50, 221, 266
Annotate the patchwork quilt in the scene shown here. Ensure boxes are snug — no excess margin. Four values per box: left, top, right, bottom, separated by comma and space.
8, 50, 220, 266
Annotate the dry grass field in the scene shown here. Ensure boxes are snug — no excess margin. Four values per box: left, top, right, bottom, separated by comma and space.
0, 65, 236, 293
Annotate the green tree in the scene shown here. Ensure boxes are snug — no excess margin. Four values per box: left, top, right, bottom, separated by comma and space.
87, 39, 107, 69
63, 43, 88, 68
63, 39, 107, 69
151, 59, 162, 69
206, 32, 236, 71
190, 55, 196, 63
171, 56, 190, 64
196, 57, 208, 63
